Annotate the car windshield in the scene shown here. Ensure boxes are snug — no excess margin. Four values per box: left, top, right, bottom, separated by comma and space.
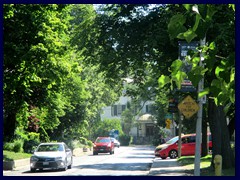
96, 138, 110, 143
37, 144, 64, 152
165, 136, 179, 144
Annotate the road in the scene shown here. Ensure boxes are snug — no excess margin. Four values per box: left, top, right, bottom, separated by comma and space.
3, 145, 155, 176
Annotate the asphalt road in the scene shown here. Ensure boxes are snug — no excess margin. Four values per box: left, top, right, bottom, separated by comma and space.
3, 145, 155, 176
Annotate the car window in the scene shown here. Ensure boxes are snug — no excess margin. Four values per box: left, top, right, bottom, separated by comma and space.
165, 136, 178, 144
37, 144, 61, 152
188, 136, 196, 143
96, 138, 110, 143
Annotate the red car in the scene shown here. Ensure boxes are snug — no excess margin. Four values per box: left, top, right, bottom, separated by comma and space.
155, 133, 212, 159
93, 137, 114, 155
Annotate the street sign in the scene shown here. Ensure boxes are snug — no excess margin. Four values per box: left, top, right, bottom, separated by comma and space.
165, 119, 171, 129
178, 95, 199, 119
168, 98, 178, 113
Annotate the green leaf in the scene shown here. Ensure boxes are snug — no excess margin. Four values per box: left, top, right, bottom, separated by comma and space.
183, 4, 191, 11
158, 75, 170, 88
170, 59, 183, 72
177, 29, 197, 43
173, 71, 187, 89
168, 14, 187, 40
215, 66, 225, 79
199, 88, 209, 98
193, 14, 201, 31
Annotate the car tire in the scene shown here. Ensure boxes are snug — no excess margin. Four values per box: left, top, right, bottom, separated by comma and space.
68, 158, 72, 169
61, 160, 68, 171
93, 151, 98, 155
169, 150, 178, 159
30, 168, 36, 172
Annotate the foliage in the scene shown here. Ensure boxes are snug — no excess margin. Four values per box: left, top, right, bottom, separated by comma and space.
152, 126, 167, 146
3, 150, 32, 161
4, 4, 120, 146
161, 4, 235, 109
119, 134, 131, 146
93, 118, 123, 138
3, 139, 24, 153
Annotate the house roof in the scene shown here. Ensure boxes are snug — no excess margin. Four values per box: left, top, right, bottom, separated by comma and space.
138, 114, 156, 123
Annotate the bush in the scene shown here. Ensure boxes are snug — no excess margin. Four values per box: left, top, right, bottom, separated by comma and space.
79, 137, 88, 145
3, 142, 15, 151
23, 132, 40, 153
13, 139, 24, 153
119, 134, 131, 146
4, 139, 24, 153
87, 140, 93, 148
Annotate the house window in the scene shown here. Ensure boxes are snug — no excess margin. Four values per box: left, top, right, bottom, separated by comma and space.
111, 105, 127, 116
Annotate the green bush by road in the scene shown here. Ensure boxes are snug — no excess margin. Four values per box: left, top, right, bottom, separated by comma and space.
3, 150, 32, 161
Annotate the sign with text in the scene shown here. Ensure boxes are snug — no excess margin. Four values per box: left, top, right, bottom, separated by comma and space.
178, 95, 199, 119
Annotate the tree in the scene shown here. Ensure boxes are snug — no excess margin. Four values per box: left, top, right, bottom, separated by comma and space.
4, 4, 72, 141
161, 4, 235, 168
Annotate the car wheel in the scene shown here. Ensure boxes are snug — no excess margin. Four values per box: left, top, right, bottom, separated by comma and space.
61, 160, 68, 171
30, 168, 36, 172
110, 151, 112, 155
68, 158, 72, 169
93, 151, 98, 155
169, 150, 178, 159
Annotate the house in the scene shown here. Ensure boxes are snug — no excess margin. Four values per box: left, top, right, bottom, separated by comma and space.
100, 78, 157, 144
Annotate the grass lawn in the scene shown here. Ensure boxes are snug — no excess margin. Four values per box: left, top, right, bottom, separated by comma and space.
177, 155, 235, 176
3, 150, 32, 161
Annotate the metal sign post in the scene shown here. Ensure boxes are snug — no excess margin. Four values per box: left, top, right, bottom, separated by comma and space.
194, 37, 206, 176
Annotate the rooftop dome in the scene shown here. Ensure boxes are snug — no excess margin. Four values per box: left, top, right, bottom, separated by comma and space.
138, 114, 156, 122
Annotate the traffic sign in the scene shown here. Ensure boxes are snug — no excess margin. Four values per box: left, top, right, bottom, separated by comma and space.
178, 95, 199, 119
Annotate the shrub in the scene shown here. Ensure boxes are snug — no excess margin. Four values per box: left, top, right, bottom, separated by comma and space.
13, 139, 24, 153
23, 132, 40, 153
79, 137, 88, 145
3, 142, 15, 151
119, 134, 131, 146
87, 140, 93, 148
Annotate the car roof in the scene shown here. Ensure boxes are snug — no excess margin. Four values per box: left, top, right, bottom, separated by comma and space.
97, 137, 110, 139
39, 142, 65, 145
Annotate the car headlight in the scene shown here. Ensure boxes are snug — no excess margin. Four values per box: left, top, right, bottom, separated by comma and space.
107, 143, 111, 147
30, 156, 39, 161
55, 156, 64, 161
161, 146, 168, 150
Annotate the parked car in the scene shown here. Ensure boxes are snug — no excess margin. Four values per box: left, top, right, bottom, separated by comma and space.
30, 142, 72, 172
93, 137, 114, 155
111, 138, 120, 148
155, 133, 212, 159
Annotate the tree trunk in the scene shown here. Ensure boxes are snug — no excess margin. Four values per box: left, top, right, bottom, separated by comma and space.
3, 112, 17, 142
208, 98, 234, 169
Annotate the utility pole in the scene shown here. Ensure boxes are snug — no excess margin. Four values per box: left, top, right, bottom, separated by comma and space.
194, 36, 206, 176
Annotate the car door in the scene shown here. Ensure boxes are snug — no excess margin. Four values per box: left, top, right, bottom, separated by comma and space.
181, 136, 195, 155
186, 136, 196, 155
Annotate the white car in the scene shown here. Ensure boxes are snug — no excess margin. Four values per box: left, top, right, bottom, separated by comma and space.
30, 142, 72, 172
111, 138, 120, 148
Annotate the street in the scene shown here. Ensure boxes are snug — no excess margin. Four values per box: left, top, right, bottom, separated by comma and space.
3, 145, 155, 176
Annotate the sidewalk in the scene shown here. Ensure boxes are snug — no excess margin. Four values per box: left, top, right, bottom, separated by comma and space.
149, 158, 193, 176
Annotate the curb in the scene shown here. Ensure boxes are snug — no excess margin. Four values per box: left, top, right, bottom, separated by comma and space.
3, 148, 92, 171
